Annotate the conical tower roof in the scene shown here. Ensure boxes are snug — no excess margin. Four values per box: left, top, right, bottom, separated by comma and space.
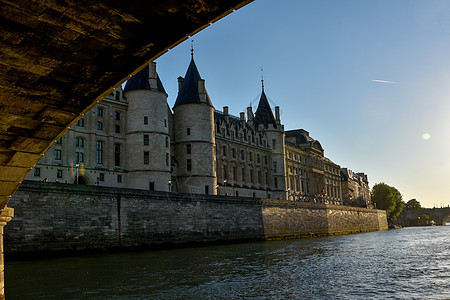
254, 89, 276, 128
173, 57, 212, 107
124, 64, 166, 93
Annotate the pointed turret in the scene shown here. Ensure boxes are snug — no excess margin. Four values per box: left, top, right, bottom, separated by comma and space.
172, 55, 216, 195
173, 57, 213, 107
124, 63, 166, 94
254, 89, 277, 128
124, 62, 171, 191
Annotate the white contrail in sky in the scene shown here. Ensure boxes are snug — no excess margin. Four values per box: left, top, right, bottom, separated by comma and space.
371, 79, 396, 84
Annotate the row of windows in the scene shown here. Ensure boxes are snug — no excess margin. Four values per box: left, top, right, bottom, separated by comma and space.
143, 135, 169, 147
218, 127, 270, 148
34, 167, 123, 183
218, 145, 269, 165
54, 142, 122, 167
143, 152, 169, 166
143, 116, 168, 128
97, 107, 121, 120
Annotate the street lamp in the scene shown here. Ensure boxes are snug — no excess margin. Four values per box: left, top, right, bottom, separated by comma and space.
168, 180, 172, 192
75, 162, 80, 184
223, 179, 227, 196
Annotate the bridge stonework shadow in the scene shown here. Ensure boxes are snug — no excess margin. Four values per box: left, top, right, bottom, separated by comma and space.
0, 1, 253, 298
398, 207, 450, 226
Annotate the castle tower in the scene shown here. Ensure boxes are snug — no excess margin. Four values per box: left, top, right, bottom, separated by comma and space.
254, 87, 287, 199
172, 56, 217, 195
123, 62, 171, 191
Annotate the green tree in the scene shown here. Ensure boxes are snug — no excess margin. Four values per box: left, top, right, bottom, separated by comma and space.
405, 199, 422, 209
371, 183, 404, 222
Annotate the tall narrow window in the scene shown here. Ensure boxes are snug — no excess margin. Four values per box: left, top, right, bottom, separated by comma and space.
97, 107, 103, 117
233, 166, 237, 181
272, 139, 276, 149
274, 177, 278, 189
144, 151, 149, 164
56, 138, 62, 144
97, 121, 103, 130
54, 149, 61, 160
96, 141, 103, 164
223, 145, 227, 156
57, 170, 63, 178
242, 167, 246, 182
144, 116, 148, 125
115, 144, 121, 166
143, 134, 149, 145
187, 159, 192, 171
117, 175, 122, 183
205, 185, 209, 195
115, 91, 120, 101
164, 119, 167, 127
75, 137, 84, 148
115, 124, 120, 133
187, 128, 191, 135
166, 137, 169, 148
149, 182, 155, 190
115, 111, 120, 120
34, 168, 40, 177
186, 144, 191, 154
166, 153, 169, 166
223, 165, 227, 181
77, 118, 85, 127
273, 161, 277, 173
75, 152, 84, 163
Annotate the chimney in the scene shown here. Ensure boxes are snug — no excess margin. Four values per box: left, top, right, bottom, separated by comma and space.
148, 62, 157, 90
247, 106, 254, 125
223, 106, 228, 116
275, 106, 281, 124
177, 76, 184, 91
240, 112, 245, 121
198, 79, 206, 103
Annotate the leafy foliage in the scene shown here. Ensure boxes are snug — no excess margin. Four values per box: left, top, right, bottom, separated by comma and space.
371, 183, 404, 222
405, 199, 422, 210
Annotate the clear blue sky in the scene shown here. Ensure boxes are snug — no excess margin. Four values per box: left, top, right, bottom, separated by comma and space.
154, 0, 450, 208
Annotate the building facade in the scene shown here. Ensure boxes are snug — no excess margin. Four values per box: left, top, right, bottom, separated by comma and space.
26, 56, 368, 204
340, 168, 371, 207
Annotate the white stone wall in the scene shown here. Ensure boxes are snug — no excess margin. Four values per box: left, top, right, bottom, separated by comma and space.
173, 104, 216, 194
125, 83, 171, 191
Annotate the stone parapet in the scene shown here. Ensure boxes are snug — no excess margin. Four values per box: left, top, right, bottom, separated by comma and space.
5, 181, 387, 258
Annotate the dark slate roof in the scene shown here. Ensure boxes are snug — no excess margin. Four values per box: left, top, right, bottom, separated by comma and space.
123, 65, 166, 93
254, 89, 276, 128
173, 58, 212, 107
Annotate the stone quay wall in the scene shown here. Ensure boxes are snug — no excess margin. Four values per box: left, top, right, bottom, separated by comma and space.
4, 181, 388, 257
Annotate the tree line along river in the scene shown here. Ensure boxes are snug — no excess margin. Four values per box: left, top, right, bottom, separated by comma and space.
5, 225, 450, 299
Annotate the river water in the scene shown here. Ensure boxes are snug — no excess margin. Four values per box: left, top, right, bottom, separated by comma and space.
5, 226, 450, 299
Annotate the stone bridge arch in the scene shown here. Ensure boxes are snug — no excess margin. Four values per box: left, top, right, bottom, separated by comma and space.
398, 207, 450, 226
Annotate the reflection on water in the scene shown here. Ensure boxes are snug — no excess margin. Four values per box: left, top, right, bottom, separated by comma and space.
5, 226, 450, 299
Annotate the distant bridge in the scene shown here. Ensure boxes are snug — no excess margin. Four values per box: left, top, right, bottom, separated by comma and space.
397, 207, 450, 226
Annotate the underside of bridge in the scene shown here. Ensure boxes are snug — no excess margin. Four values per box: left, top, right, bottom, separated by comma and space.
0, 0, 253, 210
0, 1, 252, 297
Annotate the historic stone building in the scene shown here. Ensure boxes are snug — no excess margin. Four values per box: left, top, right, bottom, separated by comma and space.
284, 130, 342, 204
26, 56, 365, 204
340, 168, 371, 207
